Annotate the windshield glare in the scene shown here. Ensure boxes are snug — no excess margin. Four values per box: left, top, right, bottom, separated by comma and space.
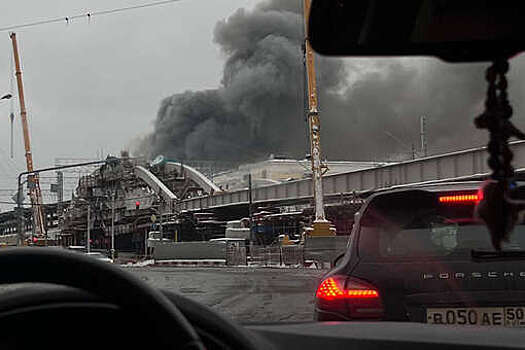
361, 224, 525, 258
359, 191, 525, 258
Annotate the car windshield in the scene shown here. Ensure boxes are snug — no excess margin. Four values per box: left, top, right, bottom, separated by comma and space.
1, 0, 525, 338
359, 190, 525, 259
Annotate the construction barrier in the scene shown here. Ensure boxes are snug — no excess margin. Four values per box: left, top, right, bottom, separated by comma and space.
303, 236, 350, 266
153, 241, 227, 260
249, 246, 266, 266
154, 259, 226, 267
226, 241, 247, 266
152, 236, 350, 268
250, 246, 282, 266
281, 245, 304, 266
245, 236, 350, 268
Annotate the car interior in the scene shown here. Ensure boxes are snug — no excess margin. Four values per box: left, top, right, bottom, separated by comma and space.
2, 1, 525, 349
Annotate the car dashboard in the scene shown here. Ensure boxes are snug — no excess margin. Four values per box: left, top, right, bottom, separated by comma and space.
247, 321, 525, 350
0, 284, 523, 350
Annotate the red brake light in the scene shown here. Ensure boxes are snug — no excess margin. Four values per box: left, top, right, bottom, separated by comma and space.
347, 289, 379, 298
316, 277, 345, 300
316, 277, 379, 300
477, 187, 484, 202
438, 193, 481, 204
315, 275, 383, 321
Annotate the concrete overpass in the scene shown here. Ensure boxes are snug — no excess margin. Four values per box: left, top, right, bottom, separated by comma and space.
176, 141, 525, 211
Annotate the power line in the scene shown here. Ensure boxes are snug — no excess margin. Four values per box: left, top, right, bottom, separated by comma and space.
0, 0, 182, 33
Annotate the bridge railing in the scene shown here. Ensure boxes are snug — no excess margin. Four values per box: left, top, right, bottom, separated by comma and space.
180, 141, 525, 211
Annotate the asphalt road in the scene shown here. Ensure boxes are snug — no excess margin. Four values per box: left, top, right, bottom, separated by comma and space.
127, 266, 326, 323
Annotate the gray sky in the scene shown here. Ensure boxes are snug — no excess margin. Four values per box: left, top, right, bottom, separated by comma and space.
0, 0, 256, 208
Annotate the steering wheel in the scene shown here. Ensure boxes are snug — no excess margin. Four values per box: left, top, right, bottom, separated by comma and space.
0, 248, 205, 350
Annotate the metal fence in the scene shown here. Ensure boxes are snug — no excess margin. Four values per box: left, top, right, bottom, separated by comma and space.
233, 235, 350, 268
226, 242, 247, 266
250, 245, 282, 266
281, 245, 304, 266
153, 241, 226, 260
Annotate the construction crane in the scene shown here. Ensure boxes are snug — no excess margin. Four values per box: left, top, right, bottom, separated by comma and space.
302, 0, 334, 236
10, 32, 47, 240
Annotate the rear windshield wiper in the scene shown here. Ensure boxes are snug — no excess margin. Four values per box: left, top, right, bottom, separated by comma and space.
471, 249, 525, 260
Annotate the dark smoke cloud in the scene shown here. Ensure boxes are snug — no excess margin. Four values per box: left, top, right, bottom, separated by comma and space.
140, 0, 525, 162
140, 0, 346, 162
321, 60, 488, 161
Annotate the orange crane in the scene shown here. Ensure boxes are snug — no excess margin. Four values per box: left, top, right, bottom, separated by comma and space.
10, 32, 46, 239
302, 0, 334, 236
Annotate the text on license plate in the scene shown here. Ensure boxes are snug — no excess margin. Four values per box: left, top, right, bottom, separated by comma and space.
426, 307, 525, 327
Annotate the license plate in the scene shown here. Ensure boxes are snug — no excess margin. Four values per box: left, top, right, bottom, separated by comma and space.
426, 307, 525, 327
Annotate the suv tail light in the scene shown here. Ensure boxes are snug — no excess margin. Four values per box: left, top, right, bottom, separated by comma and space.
438, 190, 482, 204
315, 275, 383, 320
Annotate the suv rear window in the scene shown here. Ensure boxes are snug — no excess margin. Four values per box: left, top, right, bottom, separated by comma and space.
358, 190, 525, 258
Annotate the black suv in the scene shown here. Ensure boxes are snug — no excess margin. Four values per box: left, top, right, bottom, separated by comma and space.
315, 181, 525, 327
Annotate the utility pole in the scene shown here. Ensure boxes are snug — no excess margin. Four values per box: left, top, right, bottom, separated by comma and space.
159, 210, 163, 242
86, 204, 91, 253
420, 116, 427, 157
57, 172, 64, 203
10, 32, 46, 239
302, 0, 333, 236
144, 229, 148, 258
248, 173, 254, 244
111, 189, 115, 261
52, 171, 65, 214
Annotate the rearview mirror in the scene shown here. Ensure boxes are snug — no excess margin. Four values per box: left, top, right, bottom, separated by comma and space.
308, 0, 525, 62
